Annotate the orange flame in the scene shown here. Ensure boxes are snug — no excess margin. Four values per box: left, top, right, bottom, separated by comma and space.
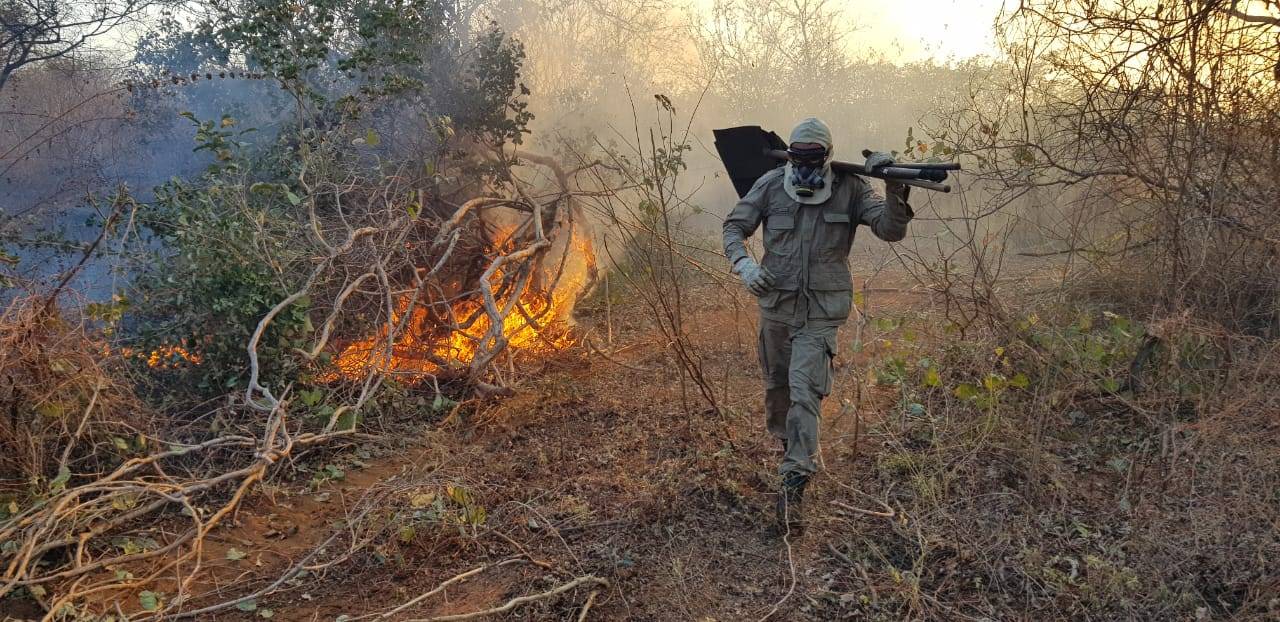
147, 344, 202, 368
324, 224, 595, 382
114, 342, 203, 368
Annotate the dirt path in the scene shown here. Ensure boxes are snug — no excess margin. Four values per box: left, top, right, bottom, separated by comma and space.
142, 281, 925, 621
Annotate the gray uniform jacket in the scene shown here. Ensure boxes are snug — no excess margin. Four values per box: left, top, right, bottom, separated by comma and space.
723, 168, 913, 328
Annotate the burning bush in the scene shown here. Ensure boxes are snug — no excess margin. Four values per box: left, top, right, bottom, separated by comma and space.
0, 2, 612, 614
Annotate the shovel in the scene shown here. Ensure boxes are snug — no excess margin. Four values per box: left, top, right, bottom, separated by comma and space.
713, 125, 960, 197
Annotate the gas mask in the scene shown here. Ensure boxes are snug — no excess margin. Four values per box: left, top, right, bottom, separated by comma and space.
787, 144, 829, 198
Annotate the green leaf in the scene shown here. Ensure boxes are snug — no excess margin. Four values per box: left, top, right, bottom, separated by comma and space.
49, 465, 71, 493
116, 537, 142, 555
431, 395, 458, 412
982, 373, 1006, 392
111, 494, 138, 511
299, 389, 323, 407
398, 524, 416, 543
365, 128, 381, 147
286, 191, 301, 206
464, 504, 487, 526
139, 591, 161, 611
237, 598, 258, 612
1010, 373, 1030, 389
226, 548, 247, 561
923, 367, 941, 388
446, 484, 473, 505
953, 383, 979, 400
336, 409, 359, 431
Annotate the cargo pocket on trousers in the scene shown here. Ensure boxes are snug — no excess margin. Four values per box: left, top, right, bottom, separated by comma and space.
820, 334, 838, 397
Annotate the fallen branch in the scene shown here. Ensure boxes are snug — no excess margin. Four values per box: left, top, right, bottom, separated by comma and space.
367, 558, 528, 620
576, 589, 602, 622
582, 335, 659, 373
757, 527, 797, 622
408, 575, 610, 622
832, 499, 896, 518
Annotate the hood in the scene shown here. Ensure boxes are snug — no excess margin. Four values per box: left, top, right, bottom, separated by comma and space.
784, 117, 834, 204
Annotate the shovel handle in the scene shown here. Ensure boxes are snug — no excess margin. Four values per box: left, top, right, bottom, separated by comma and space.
894, 178, 951, 193
860, 149, 961, 170
766, 149, 954, 193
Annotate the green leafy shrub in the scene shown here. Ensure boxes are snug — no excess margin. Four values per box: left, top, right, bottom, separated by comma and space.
127, 115, 311, 394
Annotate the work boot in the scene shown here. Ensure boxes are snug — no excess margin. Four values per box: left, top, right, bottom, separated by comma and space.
775, 472, 808, 536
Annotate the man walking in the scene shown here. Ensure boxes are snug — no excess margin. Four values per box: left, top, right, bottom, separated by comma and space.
722, 117, 913, 533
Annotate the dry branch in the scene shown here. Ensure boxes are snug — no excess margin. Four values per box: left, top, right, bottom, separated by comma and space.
407, 575, 610, 622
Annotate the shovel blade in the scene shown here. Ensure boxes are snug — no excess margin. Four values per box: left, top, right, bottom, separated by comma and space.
713, 126, 787, 198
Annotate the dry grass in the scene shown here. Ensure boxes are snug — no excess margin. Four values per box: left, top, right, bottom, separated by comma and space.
4, 265, 1276, 620
0, 294, 153, 493
806, 270, 1280, 620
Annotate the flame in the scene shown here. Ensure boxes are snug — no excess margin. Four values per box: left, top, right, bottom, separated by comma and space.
146, 344, 202, 368
324, 223, 595, 382
113, 342, 203, 368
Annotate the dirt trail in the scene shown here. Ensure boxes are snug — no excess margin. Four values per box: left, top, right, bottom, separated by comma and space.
147, 281, 926, 621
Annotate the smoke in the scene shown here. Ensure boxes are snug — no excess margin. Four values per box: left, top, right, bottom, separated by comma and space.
1, 0, 1007, 306
0, 6, 515, 302
489, 0, 989, 247
0, 49, 292, 301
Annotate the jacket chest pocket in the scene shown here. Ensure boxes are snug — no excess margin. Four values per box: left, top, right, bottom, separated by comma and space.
815, 208, 852, 261
763, 202, 797, 256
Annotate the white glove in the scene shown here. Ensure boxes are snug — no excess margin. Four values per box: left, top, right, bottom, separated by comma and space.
733, 257, 775, 296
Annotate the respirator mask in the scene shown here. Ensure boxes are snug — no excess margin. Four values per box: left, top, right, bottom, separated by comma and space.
787, 144, 829, 198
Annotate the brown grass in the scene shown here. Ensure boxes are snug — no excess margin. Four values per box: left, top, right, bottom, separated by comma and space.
0, 294, 153, 493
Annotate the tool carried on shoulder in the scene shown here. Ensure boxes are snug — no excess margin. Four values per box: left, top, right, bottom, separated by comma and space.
713, 125, 960, 197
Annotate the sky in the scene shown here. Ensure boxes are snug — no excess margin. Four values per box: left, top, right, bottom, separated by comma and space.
688, 0, 1008, 65
864, 0, 1007, 62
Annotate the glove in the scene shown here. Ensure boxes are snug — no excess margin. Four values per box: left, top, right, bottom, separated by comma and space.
863, 150, 895, 173
733, 257, 775, 296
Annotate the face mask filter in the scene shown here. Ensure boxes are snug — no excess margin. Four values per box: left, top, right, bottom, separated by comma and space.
787, 145, 829, 197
